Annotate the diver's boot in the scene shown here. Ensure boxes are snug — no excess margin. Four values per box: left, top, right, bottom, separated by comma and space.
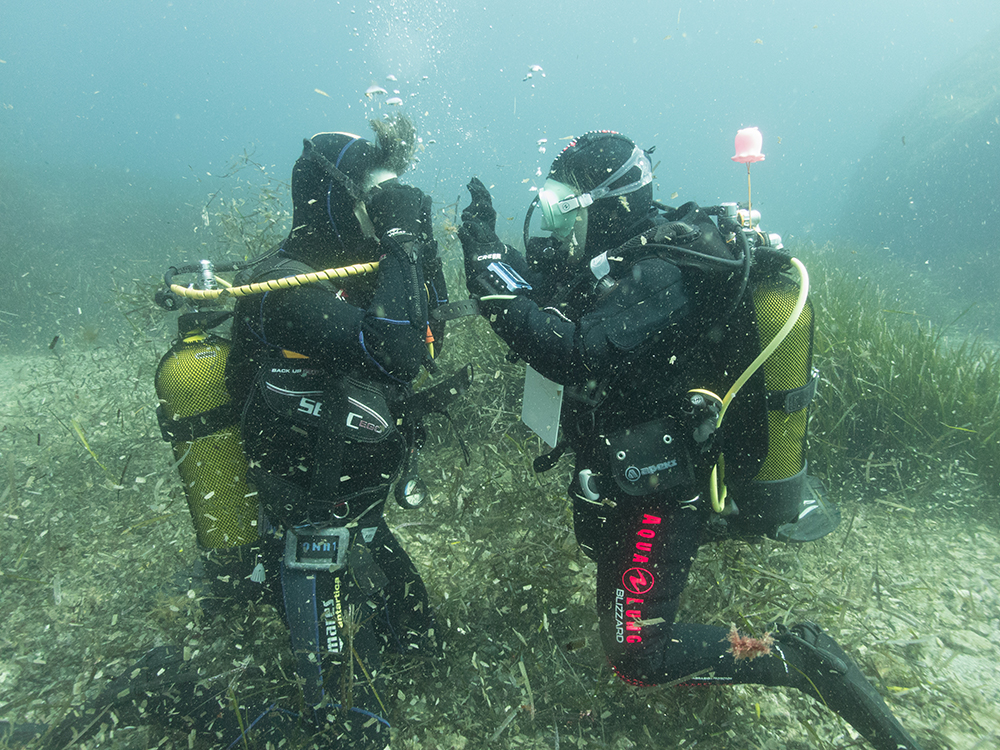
774, 622, 922, 750
42, 646, 205, 747
43, 645, 289, 748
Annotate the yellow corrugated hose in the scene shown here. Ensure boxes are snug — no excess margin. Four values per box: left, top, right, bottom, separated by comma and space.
170, 261, 380, 301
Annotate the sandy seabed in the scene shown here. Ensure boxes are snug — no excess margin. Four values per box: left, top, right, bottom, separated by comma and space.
1, 341, 997, 750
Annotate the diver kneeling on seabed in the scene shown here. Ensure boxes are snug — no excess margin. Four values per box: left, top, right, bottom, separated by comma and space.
456, 128, 923, 749
18, 114, 470, 749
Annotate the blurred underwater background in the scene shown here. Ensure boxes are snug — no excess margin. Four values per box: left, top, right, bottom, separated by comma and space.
2, 2, 1000, 748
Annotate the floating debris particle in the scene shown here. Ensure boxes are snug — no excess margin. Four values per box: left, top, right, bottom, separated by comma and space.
523, 64, 545, 82
386, 97, 403, 106
314, 88, 330, 98
365, 85, 388, 98
386, 74, 397, 82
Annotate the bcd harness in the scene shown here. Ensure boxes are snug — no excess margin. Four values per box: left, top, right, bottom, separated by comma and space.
154, 255, 473, 548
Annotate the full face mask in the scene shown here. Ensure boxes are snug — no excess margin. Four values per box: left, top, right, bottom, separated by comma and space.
537, 144, 652, 241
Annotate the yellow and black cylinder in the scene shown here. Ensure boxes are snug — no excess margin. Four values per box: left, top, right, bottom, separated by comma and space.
155, 332, 259, 549
725, 270, 823, 540
751, 275, 813, 483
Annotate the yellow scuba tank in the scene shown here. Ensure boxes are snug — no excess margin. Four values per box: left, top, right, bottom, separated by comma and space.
156, 321, 258, 548
155, 308, 259, 549
714, 252, 835, 543
150, 255, 391, 549
750, 274, 813, 484
693, 200, 835, 542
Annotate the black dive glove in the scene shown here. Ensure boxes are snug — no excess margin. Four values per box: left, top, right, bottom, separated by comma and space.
361, 181, 432, 381
362, 237, 429, 381
366, 180, 432, 243
461, 175, 497, 231
458, 177, 531, 299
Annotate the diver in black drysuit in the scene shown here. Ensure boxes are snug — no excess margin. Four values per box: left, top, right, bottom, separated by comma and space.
28, 120, 448, 750
458, 130, 922, 750
217, 122, 447, 748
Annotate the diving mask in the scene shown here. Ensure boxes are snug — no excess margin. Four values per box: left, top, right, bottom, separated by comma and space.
537, 145, 653, 240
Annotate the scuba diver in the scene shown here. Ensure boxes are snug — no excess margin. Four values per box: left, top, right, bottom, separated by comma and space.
27, 115, 453, 750
457, 130, 923, 750
212, 116, 449, 747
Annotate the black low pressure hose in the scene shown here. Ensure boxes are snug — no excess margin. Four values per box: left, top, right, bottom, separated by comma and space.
522, 194, 540, 251
154, 275, 188, 311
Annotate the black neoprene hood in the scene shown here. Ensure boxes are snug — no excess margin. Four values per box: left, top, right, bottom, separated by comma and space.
548, 130, 654, 253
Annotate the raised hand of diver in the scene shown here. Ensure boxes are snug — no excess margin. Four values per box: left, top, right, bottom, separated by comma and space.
458, 177, 531, 300
461, 175, 497, 230
367, 179, 433, 246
